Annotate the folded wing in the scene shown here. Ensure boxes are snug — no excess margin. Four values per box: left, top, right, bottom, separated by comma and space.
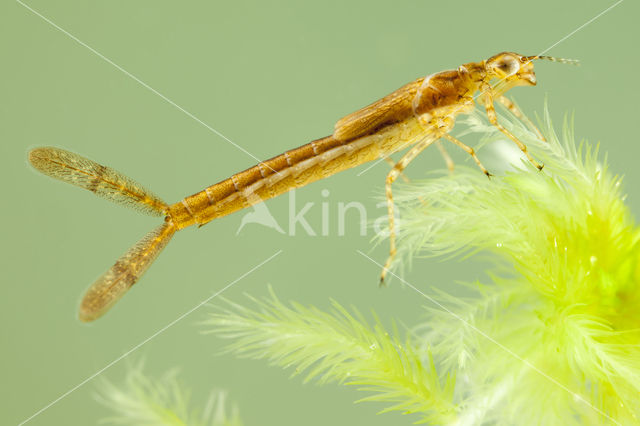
333, 78, 423, 142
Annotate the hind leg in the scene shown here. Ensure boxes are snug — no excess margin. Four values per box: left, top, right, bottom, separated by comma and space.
381, 137, 437, 284
384, 157, 411, 183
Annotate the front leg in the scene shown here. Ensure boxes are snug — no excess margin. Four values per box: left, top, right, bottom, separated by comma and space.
481, 83, 543, 171
497, 95, 546, 142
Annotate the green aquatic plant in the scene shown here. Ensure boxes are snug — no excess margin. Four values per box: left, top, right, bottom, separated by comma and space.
204, 290, 457, 423
97, 365, 242, 426
387, 106, 640, 424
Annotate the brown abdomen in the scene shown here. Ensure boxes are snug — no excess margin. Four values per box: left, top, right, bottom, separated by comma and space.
167, 135, 349, 228
166, 116, 427, 229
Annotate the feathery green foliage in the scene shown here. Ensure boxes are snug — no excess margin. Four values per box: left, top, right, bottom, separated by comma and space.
392, 105, 640, 424
97, 365, 242, 426
204, 289, 457, 424
201, 103, 640, 424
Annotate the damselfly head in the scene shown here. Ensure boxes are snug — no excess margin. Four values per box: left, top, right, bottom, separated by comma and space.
486, 52, 538, 86
485, 51, 578, 87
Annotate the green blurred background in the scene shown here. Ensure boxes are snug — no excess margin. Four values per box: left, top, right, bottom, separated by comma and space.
2, 0, 638, 424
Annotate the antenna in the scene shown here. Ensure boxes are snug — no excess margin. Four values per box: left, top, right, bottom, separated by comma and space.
525, 55, 580, 66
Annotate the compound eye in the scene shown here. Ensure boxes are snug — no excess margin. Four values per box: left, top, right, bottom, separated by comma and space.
497, 56, 520, 76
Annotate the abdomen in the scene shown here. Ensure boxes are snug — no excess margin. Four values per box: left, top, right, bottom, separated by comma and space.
167, 116, 429, 229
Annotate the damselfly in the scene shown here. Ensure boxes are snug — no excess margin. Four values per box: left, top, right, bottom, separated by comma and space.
29, 52, 576, 321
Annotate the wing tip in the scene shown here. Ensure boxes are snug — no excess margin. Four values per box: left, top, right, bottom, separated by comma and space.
28, 146, 53, 170
77, 308, 99, 323
78, 291, 111, 322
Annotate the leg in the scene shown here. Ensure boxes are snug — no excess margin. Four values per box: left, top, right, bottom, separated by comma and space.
481, 83, 543, 171
384, 157, 411, 183
435, 141, 455, 173
416, 114, 456, 174
497, 95, 546, 142
442, 133, 492, 177
386, 154, 431, 206
381, 137, 437, 284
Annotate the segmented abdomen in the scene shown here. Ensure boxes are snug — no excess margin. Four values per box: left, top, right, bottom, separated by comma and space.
167, 116, 428, 229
